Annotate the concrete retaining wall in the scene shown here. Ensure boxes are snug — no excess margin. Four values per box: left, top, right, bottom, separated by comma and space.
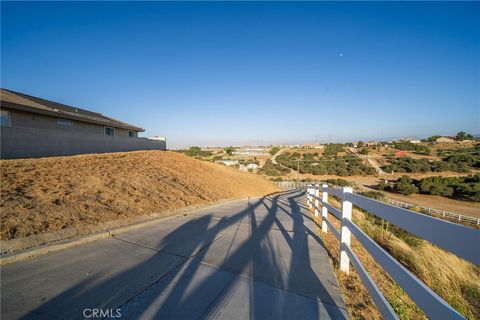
1, 126, 166, 159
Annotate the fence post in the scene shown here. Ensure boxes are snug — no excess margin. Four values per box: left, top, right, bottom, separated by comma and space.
321, 184, 329, 233
307, 186, 312, 209
306, 186, 309, 204
339, 186, 353, 274
310, 186, 314, 209
314, 184, 320, 217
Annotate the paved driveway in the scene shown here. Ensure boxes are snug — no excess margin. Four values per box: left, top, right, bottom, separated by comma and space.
1, 190, 348, 320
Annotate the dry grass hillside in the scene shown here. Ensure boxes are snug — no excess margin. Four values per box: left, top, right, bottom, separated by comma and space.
0, 151, 279, 241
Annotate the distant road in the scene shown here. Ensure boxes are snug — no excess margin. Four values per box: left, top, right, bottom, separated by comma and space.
1, 191, 347, 320
271, 147, 287, 164
348, 147, 388, 175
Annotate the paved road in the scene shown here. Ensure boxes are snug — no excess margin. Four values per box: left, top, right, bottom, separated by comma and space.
1, 190, 348, 320
348, 147, 387, 175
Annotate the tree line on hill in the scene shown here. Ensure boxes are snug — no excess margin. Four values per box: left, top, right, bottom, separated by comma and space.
258, 159, 290, 176
426, 131, 475, 142
378, 174, 480, 201
382, 145, 480, 173
179, 146, 213, 157
275, 152, 376, 176
392, 141, 431, 155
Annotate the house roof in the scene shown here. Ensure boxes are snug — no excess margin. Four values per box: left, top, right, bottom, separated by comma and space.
0, 88, 144, 132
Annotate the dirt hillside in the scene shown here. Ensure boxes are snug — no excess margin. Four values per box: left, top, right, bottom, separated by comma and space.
1, 151, 279, 240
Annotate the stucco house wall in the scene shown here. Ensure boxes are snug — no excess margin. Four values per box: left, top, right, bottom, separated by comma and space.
1, 126, 165, 159
0, 89, 165, 159
5, 108, 136, 137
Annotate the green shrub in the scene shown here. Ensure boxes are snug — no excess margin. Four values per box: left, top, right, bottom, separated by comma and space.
323, 144, 346, 157
325, 178, 357, 189
378, 180, 389, 191
183, 146, 213, 157
378, 174, 480, 201
269, 147, 280, 155
395, 176, 419, 195
360, 190, 386, 201
276, 152, 375, 176
383, 152, 480, 173
224, 146, 235, 155
393, 141, 431, 154
419, 177, 454, 196
258, 160, 290, 176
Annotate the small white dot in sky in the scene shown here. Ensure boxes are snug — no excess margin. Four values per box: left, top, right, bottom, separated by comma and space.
339, 53, 344, 57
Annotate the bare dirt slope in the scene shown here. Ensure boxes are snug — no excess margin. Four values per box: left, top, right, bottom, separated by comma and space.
1, 151, 279, 240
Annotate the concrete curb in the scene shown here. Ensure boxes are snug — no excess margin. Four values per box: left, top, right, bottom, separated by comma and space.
0, 192, 283, 266
0, 231, 111, 266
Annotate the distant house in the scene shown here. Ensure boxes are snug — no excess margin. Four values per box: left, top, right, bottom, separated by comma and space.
273, 144, 294, 148
435, 136, 455, 143
215, 160, 238, 166
246, 163, 258, 170
395, 151, 407, 158
149, 136, 166, 141
302, 144, 325, 149
399, 138, 421, 144
234, 147, 269, 156
0, 88, 166, 159
239, 163, 258, 172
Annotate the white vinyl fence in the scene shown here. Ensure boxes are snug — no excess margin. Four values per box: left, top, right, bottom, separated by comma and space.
274, 181, 311, 190
306, 184, 480, 320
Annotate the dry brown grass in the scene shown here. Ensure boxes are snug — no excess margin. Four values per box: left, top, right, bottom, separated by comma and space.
311, 198, 480, 320
0, 150, 279, 240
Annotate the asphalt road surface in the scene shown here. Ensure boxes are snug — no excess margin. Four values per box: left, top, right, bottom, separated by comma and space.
1, 190, 348, 320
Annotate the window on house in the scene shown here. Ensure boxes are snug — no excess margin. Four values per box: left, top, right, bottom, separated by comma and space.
0, 110, 11, 127
104, 127, 115, 136
128, 131, 135, 138
57, 118, 73, 126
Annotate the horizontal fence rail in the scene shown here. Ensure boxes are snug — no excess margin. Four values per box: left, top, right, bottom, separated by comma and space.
306, 184, 480, 320
274, 181, 311, 190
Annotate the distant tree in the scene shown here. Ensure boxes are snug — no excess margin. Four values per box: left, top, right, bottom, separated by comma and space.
269, 147, 280, 156
426, 135, 441, 142
323, 144, 345, 156
224, 146, 235, 155
360, 190, 386, 201
357, 141, 365, 148
185, 146, 201, 156
359, 148, 369, 155
456, 131, 474, 141
395, 176, 419, 195
418, 177, 453, 196
185, 146, 212, 157
377, 180, 389, 191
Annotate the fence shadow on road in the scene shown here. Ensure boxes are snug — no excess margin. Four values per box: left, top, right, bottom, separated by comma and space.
24, 190, 346, 320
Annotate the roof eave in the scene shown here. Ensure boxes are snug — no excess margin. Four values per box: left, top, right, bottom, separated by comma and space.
1, 101, 144, 132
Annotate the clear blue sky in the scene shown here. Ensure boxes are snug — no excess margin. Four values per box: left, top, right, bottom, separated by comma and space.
1, 2, 479, 148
